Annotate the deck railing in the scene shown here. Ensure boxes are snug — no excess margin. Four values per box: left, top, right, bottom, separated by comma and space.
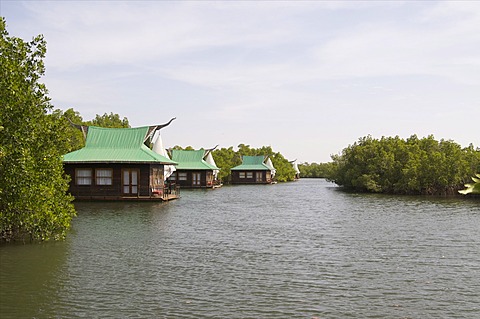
163, 183, 180, 200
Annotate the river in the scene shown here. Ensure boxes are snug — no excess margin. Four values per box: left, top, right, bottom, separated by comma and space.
1, 179, 479, 318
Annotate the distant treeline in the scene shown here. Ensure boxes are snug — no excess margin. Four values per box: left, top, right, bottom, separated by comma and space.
298, 162, 336, 178
304, 135, 479, 195
174, 144, 296, 183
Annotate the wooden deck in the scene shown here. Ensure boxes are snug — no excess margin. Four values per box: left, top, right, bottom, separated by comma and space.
119, 194, 179, 201
73, 194, 179, 201
72, 186, 181, 202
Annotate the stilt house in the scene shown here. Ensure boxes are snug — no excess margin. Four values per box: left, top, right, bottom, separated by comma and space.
168, 149, 220, 188
63, 119, 179, 201
230, 155, 276, 184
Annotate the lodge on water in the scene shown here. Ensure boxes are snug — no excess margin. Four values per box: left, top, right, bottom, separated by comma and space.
62, 119, 179, 201
230, 155, 276, 184
167, 148, 221, 188
61, 117, 297, 200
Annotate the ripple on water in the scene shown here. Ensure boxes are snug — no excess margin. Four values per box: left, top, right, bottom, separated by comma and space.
1, 179, 479, 318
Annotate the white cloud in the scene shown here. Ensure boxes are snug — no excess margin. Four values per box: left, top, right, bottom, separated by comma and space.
22, 1, 304, 70
310, 4, 480, 85
2, 0, 479, 162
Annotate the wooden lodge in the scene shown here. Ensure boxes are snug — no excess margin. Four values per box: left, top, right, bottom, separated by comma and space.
230, 155, 276, 185
167, 149, 221, 188
63, 120, 180, 201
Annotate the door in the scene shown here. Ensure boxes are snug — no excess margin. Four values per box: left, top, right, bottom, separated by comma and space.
256, 171, 263, 183
123, 169, 139, 195
192, 172, 201, 186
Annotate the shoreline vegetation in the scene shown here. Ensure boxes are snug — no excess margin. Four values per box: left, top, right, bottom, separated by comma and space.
301, 135, 480, 196
1, 18, 76, 242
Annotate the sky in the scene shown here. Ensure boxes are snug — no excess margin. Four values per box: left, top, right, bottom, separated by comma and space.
1, 1, 479, 163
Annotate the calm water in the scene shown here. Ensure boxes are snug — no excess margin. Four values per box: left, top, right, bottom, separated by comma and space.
1, 179, 479, 318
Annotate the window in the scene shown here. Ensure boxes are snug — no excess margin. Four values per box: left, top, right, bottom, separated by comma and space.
239, 172, 245, 179
178, 172, 187, 181
246, 172, 253, 179
76, 169, 92, 185
96, 169, 113, 185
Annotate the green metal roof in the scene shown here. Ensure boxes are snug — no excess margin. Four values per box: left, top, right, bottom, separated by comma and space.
63, 126, 177, 164
231, 155, 271, 171
170, 149, 219, 170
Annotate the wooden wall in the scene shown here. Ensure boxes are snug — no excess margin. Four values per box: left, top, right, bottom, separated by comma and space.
169, 170, 213, 188
64, 163, 164, 199
231, 170, 271, 184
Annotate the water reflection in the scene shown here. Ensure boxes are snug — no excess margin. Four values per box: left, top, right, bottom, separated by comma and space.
0, 241, 69, 318
1, 179, 479, 318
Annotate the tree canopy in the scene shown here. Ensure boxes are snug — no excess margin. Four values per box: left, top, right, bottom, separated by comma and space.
0, 18, 76, 241
87, 112, 130, 128
328, 135, 480, 195
298, 162, 336, 179
59, 109, 131, 152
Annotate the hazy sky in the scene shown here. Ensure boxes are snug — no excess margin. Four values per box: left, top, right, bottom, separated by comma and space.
2, 1, 479, 162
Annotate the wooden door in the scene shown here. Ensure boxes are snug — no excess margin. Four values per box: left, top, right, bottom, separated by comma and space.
122, 169, 139, 195
192, 172, 201, 186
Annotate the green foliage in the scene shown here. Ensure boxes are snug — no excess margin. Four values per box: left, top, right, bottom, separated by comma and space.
59, 108, 131, 152
86, 112, 130, 128
330, 134, 480, 195
212, 144, 296, 183
0, 18, 76, 241
212, 146, 241, 183
171, 145, 195, 151
270, 152, 296, 182
57, 108, 86, 152
298, 162, 336, 179
459, 173, 480, 195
